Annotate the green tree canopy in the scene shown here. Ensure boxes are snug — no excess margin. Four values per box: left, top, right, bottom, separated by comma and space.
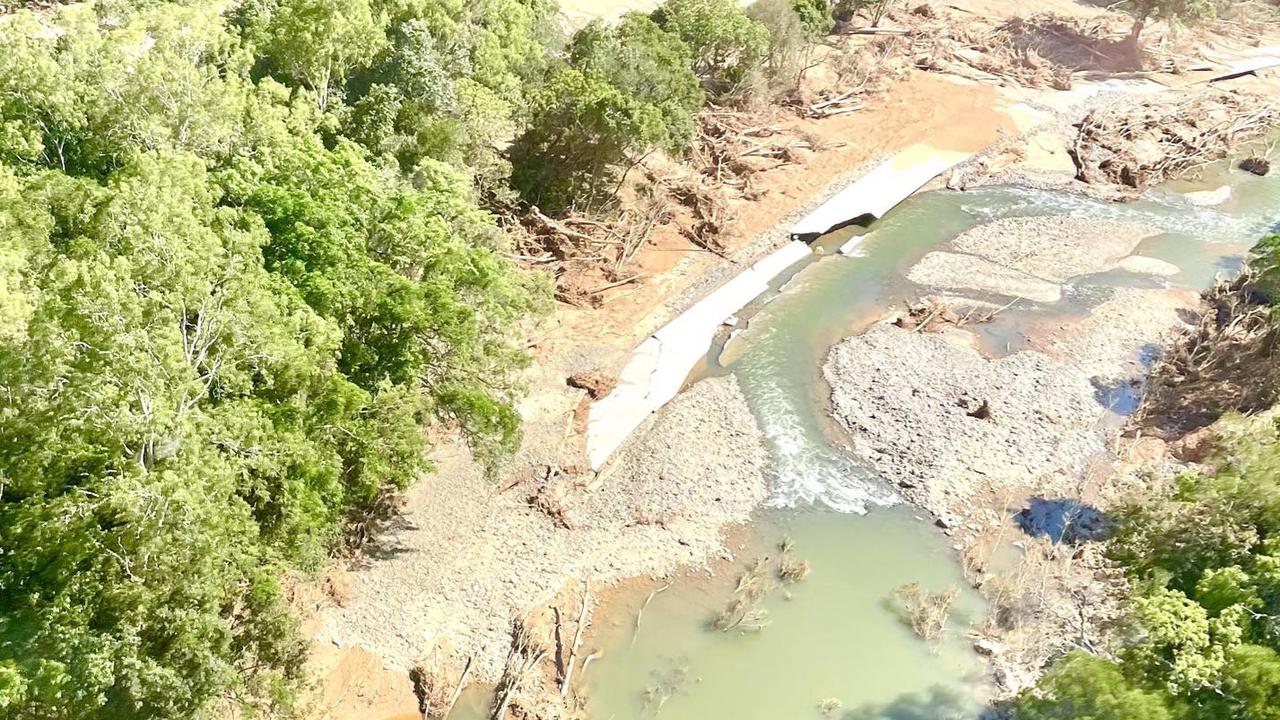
655, 0, 771, 95
510, 67, 669, 212
0, 3, 543, 717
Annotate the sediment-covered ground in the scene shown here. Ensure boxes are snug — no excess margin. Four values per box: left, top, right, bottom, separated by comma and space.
825, 245, 1198, 695
825, 323, 1103, 518
907, 216, 1162, 302
318, 375, 768, 681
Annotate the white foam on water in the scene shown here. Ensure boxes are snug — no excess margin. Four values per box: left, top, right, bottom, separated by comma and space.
754, 379, 900, 514
959, 185, 1280, 244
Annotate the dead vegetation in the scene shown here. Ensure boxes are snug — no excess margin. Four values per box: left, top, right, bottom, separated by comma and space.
481, 582, 599, 720
1136, 268, 1280, 440
894, 8, 1143, 88
710, 539, 812, 632
512, 197, 671, 308
409, 653, 474, 720
712, 555, 775, 632
891, 296, 1012, 333
509, 1, 1275, 307
490, 618, 551, 720
890, 582, 960, 641
1070, 89, 1280, 189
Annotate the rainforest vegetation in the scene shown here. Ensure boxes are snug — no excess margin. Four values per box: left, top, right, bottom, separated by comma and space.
0, 0, 829, 717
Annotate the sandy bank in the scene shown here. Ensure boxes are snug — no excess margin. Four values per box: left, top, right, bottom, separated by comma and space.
1028, 286, 1198, 382
951, 216, 1160, 282
908, 252, 1063, 302
317, 375, 767, 682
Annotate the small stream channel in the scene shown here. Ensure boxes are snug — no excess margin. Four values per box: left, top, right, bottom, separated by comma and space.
582, 155, 1280, 720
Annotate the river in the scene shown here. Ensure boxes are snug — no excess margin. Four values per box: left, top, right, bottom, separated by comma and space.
580, 154, 1280, 720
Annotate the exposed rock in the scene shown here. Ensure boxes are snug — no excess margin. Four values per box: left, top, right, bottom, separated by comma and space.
1240, 156, 1272, 176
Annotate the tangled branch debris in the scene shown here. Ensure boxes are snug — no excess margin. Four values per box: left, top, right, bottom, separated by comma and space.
891, 582, 960, 641
512, 196, 670, 307
1136, 269, 1280, 439
712, 556, 775, 632
408, 653, 474, 720
557, 580, 592, 698
896, 9, 1143, 87
490, 618, 550, 720
1071, 90, 1280, 190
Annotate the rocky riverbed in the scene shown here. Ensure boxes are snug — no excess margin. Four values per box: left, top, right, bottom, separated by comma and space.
318, 375, 768, 682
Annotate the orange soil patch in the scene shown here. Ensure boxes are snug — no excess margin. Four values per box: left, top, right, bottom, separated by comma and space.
309, 645, 418, 720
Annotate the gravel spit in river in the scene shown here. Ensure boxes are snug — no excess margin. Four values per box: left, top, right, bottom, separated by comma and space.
824, 324, 1105, 518
909, 252, 1063, 302
906, 216, 1162, 302
950, 216, 1160, 282
319, 376, 767, 680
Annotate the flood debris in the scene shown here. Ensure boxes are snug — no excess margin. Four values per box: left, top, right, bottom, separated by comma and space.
712, 556, 775, 632
891, 582, 960, 641
893, 298, 964, 332
1136, 269, 1280, 439
631, 581, 671, 646
566, 370, 617, 400
641, 662, 689, 715
490, 618, 551, 720
1071, 90, 1280, 190
778, 556, 811, 584
557, 580, 592, 698
898, 10, 1145, 88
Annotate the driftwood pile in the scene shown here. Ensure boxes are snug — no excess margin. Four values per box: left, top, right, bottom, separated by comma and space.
513, 198, 670, 307
1071, 90, 1280, 190
897, 9, 1138, 87
1137, 269, 1280, 440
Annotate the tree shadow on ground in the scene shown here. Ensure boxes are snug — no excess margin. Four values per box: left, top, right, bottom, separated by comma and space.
842, 684, 978, 720
998, 16, 1139, 75
1016, 497, 1109, 545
